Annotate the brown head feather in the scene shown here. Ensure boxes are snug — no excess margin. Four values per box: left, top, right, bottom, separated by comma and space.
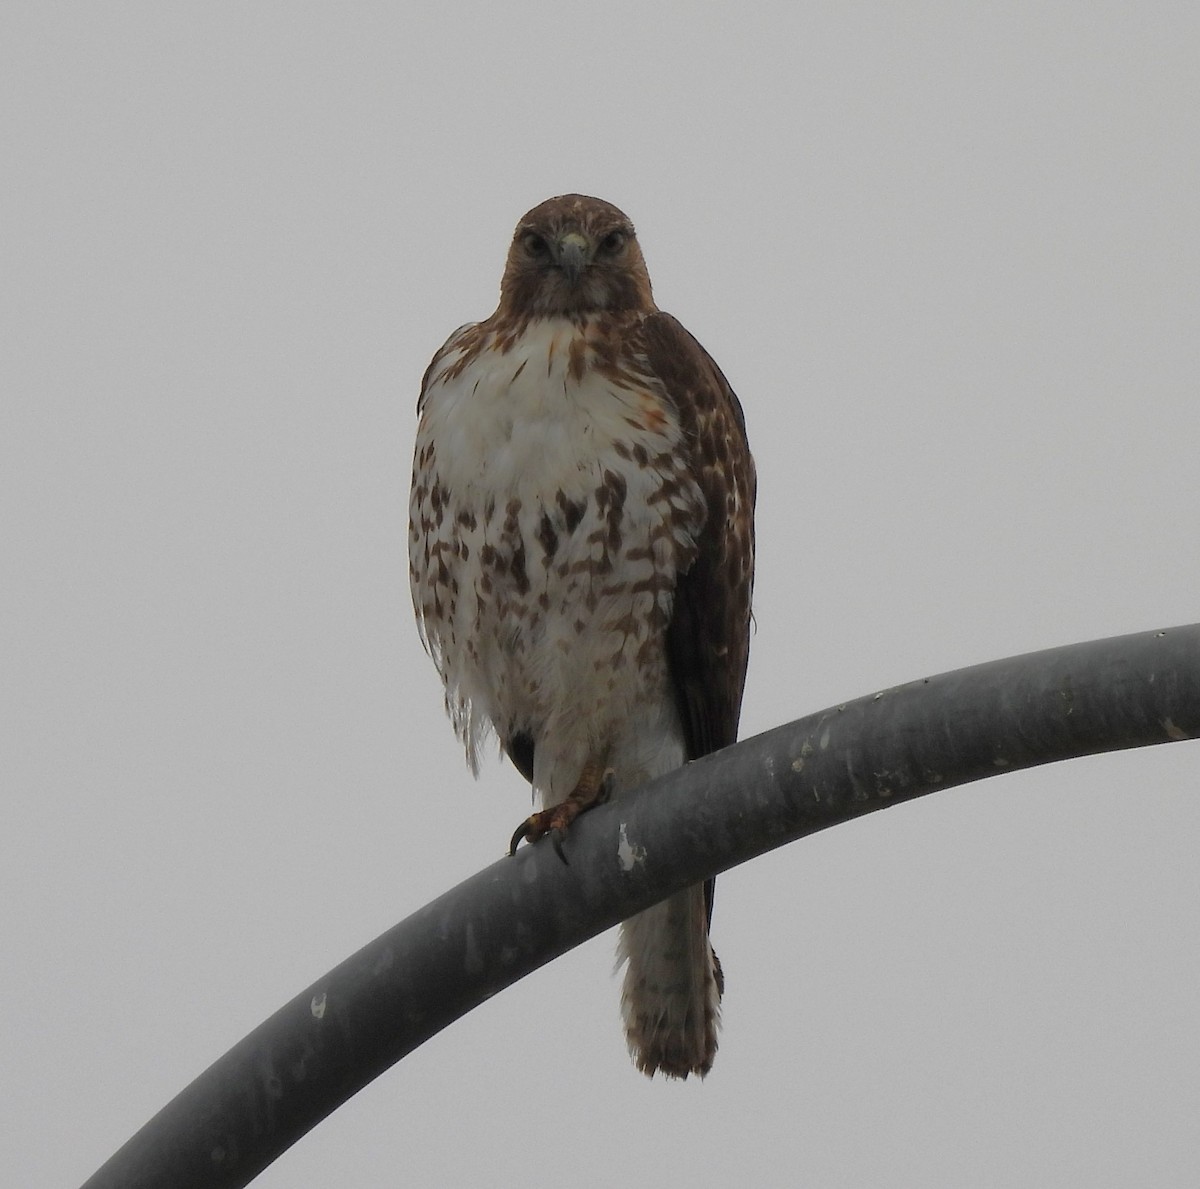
498, 194, 656, 319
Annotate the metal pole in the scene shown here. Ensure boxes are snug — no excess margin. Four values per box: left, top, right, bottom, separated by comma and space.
82, 624, 1200, 1188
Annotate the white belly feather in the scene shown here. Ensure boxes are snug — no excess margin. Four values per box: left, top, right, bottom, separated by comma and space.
409, 316, 703, 807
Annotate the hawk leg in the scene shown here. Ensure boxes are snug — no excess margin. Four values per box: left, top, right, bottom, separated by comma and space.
508, 759, 613, 863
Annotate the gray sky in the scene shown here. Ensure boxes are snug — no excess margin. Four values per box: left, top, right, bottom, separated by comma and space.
4, 4, 1199, 1186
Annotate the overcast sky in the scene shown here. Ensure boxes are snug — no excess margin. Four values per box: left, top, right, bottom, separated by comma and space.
4, 4, 1199, 1187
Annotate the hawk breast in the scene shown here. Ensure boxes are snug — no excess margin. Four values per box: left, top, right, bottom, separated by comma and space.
409, 315, 705, 791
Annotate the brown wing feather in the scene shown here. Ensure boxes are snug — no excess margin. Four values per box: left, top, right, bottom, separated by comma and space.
639, 312, 756, 763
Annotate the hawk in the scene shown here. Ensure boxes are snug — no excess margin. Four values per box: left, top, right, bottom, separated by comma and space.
408, 194, 755, 1078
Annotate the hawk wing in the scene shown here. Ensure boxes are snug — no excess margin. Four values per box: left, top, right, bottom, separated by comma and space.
639, 312, 756, 764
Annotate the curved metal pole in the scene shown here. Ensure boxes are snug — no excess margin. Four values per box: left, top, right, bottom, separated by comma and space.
82, 625, 1200, 1189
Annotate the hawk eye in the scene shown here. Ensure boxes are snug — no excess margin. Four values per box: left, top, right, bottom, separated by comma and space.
522, 231, 549, 258
598, 230, 626, 256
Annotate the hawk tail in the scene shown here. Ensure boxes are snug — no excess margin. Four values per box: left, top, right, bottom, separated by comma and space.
617, 882, 722, 1079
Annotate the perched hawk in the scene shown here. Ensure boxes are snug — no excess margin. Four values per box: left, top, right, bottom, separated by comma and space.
409, 194, 755, 1078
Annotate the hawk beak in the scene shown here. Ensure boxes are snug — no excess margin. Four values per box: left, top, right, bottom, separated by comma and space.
555, 232, 591, 284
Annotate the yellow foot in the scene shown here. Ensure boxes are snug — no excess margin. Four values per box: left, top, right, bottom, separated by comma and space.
508, 761, 613, 863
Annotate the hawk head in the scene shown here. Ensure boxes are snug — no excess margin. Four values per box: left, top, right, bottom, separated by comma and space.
499, 194, 656, 318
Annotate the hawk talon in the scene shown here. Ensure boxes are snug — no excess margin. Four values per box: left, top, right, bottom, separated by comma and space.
596, 769, 615, 803
507, 821, 531, 858
507, 814, 550, 857
507, 809, 564, 858
507, 765, 615, 860
551, 828, 569, 865
507, 812, 573, 864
